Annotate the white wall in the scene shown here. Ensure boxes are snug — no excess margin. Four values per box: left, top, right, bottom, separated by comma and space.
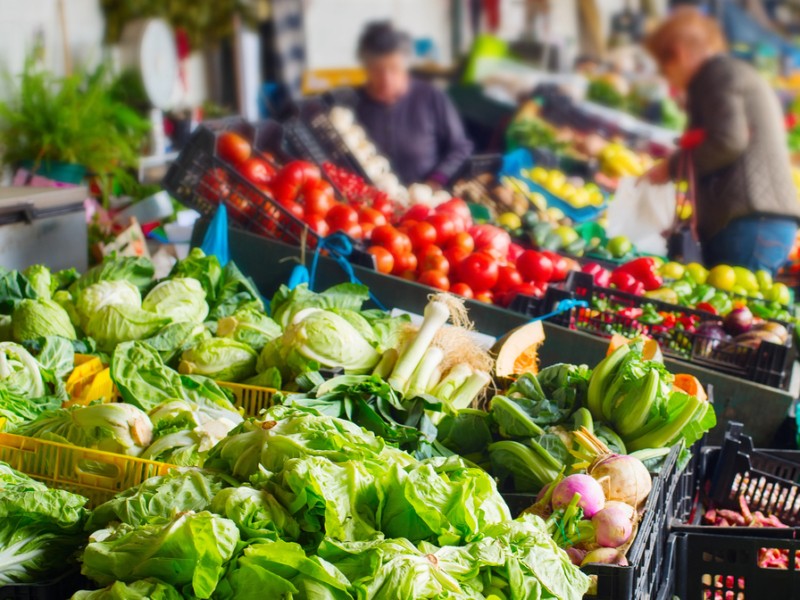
0, 0, 105, 86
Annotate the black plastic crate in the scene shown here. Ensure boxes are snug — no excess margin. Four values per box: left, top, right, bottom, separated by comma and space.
0, 570, 89, 600
162, 125, 375, 269
673, 530, 800, 600
282, 99, 373, 183
549, 271, 795, 390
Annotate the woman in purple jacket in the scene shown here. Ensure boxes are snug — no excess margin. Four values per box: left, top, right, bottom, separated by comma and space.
354, 22, 473, 188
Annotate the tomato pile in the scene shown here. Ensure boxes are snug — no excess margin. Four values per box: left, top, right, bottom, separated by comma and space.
366, 198, 574, 305
322, 162, 395, 216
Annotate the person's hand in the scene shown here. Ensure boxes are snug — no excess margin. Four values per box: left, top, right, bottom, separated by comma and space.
641, 160, 671, 185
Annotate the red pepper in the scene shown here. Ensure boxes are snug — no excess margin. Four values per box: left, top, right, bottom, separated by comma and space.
695, 302, 718, 315
619, 307, 643, 319
629, 281, 646, 296
618, 257, 658, 282
659, 312, 677, 328
610, 269, 638, 293
678, 315, 698, 333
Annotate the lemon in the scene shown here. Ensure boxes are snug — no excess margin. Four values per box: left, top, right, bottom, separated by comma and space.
546, 207, 565, 221
707, 265, 736, 291
685, 262, 708, 284
756, 269, 773, 292
530, 167, 548, 185
732, 266, 759, 293
497, 212, 522, 230
660, 261, 685, 280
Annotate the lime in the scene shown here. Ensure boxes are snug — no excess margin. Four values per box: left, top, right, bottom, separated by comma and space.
607, 235, 633, 258
660, 261, 685, 280
733, 266, 759, 293
497, 212, 522, 230
731, 285, 749, 296
766, 282, 792, 305
707, 265, 736, 291
522, 211, 540, 230
756, 269, 773, 292
553, 226, 579, 247
686, 262, 709, 285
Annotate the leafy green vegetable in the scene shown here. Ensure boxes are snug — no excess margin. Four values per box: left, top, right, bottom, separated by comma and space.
488, 440, 560, 493
71, 256, 154, 296
142, 277, 209, 323
0, 267, 38, 314
278, 308, 381, 377
84, 304, 170, 352
210, 486, 300, 541
70, 579, 183, 600
209, 261, 265, 320
0, 341, 46, 398
168, 248, 223, 304
142, 321, 210, 365
88, 468, 234, 530
216, 539, 352, 600
179, 337, 257, 382
26, 335, 74, 380
111, 341, 184, 411
12, 298, 77, 342
535, 363, 592, 418
16, 403, 153, 456
490, 395, 544, 438
76, 281, 142, 328
271, 283, 369, 329
0, 461, 89, 584
436, 408, 493, 458
217, 307, 281, 352
81, 511, 239, 599
23, 265, 52, 300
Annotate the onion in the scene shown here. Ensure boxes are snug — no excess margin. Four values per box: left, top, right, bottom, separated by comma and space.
581, 548, 628, 567
552, 474, 606, 518
590, 453, 652, 509
565, 547, 587, 566
724, 306, 753, 336
592, 505, 634, 547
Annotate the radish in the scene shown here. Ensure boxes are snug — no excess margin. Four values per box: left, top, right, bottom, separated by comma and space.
592, 505, 635, 547
565, 547, 587, 566
551, 474, 606, 518
582, 548, 628, 567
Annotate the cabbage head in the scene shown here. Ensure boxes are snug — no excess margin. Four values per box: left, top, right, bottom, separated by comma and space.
216, 308, 281, 352
0, 342, 45, 398
280, 308, 380, 375
22, 265, 52, 300
77, 280, 142, 323
179, 338, 257, 382
142, 278, 209, 323
12, 298, 76, 342
84, 305, 170, 352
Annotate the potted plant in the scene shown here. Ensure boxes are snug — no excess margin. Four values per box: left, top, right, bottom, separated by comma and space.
0, 55, 150, 192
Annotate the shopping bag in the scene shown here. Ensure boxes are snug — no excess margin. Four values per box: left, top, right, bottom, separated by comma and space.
199, 204, 230, 266
605, 177, 675, 256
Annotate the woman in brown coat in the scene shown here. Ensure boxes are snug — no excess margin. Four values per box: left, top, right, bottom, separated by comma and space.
644, 8, 800, 275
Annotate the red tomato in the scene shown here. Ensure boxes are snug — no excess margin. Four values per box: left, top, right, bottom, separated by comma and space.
447, 231, 475, 253
326, 204, 359, 230
416, 244, 444, 262
272, 161, 321, 204
450, 282, 474, 299
507, 243, 525, 263
516, 250, 554, 283
474, 290, 494, 304
426, 214, 457, 246
420, 253, 450, 275
494, 265, 524, 294
396, 220, 417, 235
402, 204, 432, 222
392, 252, 418, 276
336, 221, 362, 239
301, 180, 335, 216
217, 132, 251, 165
408, 222, 437, 250
505, 282, 545, 305
542, 251, 569, 282
358, 206, 388, 227
418, 270, 450, 291
469, 224, 511, 259
199, 168, 230, 202
304, 213, 329, 237
227, 193, 255, 219
239, 157, 275, 187
444, 247, 471, 271
373, 196, 395, 219
436, 198, 472, 230
367, 246, 394, 274
360, 222, 376, 239
372, 225, 411, 257
282, 200, 304, 221
458, 252, 499, 291
371, 225, 398, 246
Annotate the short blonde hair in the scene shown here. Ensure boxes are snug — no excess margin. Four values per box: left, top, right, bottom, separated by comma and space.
645, 7, 728, 67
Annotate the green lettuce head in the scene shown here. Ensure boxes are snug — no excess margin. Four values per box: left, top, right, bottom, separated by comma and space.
12, 298, 76, 342
76, 280, 142, 328
22, 265, 52, 300
179, 338, 257, 382
0, 342, 46, 399
216, 308, 281, 352
142, 278, 209, 323
280, 308, 380, 375
84, 305, 170, 352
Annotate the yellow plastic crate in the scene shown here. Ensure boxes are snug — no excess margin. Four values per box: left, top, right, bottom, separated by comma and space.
0, 432, 174, 507
219, 381, 278, 416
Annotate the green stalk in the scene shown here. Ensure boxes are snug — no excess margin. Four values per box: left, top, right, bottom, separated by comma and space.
448, 370, 490, 411
626, 394, 705, 451
372, 349, 398, 379
572, 408, 594, 434
613, 368, 660, 437
586, 343, 630, 419
388, 300, 450, 392
529, 438, 563, 472
433, 364, 472, 402
406, 347, 443, 398
425, 366, 443, 394
629, 447, 671, 462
